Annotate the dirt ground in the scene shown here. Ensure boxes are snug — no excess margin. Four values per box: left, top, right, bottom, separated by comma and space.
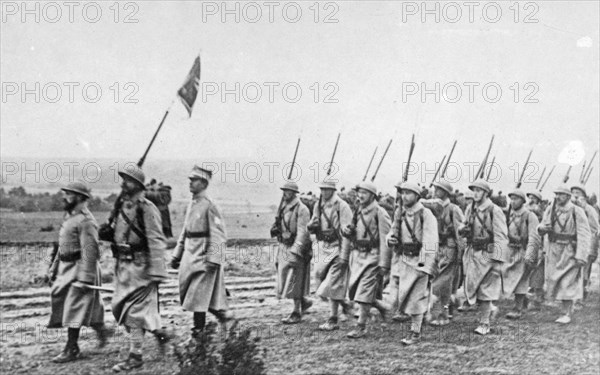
1, 212, 599, 374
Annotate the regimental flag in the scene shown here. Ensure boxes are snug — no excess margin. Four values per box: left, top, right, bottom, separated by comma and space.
177, 55, 201, 117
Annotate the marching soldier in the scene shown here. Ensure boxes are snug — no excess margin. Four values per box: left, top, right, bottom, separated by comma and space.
386, 181, 438, 345
458, 179, 509, 335
270, 181, 313, 324
423, 180, 465, 326
537, 185, 591, 323
48, 181, 106, 363
341, 182, 392, 339
527, 190, 546, 310
307, 180, 354, 331
170, 166, 236, 338
570, 184, 599, 302
108, 165, 170, 372
502, 189, 542, 319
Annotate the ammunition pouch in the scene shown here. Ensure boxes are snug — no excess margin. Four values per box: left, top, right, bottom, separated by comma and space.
58, 251, 81, 262
317, 228, 339, 243
111, 243, 147, 260
355, 238, 379, 252
98, 223, 115, 242
280, 231, 296, 246
548, 232, 576, 245
508, 235, 527, 248
471, 237, 492, 252
397, 242, 422, 257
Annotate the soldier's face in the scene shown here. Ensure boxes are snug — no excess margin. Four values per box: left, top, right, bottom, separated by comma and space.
62, 191, 80, 211
528, 196, 540, 205
555, 193, 570, 205
121, 176, 143, 194
321, 189, 334, 201
472, 188, 486, 203
571, 189, 585, 201
510, 196, 524, 210
434, 187, 448, 200
282, 190, 295, 202
401, 190, 418, 207
357, 189, 374, 206
189, 178, 207, 194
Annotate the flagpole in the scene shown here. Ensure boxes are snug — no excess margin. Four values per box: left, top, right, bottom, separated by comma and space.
137, 99, 175, 167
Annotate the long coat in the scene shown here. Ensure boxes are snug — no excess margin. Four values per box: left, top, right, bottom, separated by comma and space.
423, 198, 465, 299
172, 190, 229, 312
346, 200, 392, 304
275, 197, 312, 299
538, 201, 591, 300
502, 206, 541, 297
386, 201, 438, 314
308, 194, 353, 300
460, 199, 509, 304
48, 206, 104, 329
111, 192, 167, 331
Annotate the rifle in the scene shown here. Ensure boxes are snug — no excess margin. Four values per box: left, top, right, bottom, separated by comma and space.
441, 140, 457, 179
429, 154, 447, 188
371, 139, 392, 182
562, 166, 572, 183
391, 134, 417, 244
475, 135, 494, 179
485, 155, 496, 182
583, 150, 598, 182
536, 166, 547, 190
271, 137, 301, 239
584, 167, 594, 185
363, 147, 378, 182
308, 133, 341, 235
539, 165, 555, 192
516, 148, 533, 188
580, 161, 587, 183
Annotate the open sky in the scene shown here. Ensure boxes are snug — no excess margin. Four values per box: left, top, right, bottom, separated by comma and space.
1, 1, 599, 191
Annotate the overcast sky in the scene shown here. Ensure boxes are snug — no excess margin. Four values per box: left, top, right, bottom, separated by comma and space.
1, 1, 599, 191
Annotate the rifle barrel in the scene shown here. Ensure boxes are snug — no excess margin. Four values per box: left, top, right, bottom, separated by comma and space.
327, 133, 341, 176
363, 147, 378, 182
371, 139, 392, 182
536, 166, 547, 190
486, 155, 496, 182
430, 154, 447, 188
441, 140, 457, 178
562, 165, 572, 183
584, 166, 594, 184
583, 150, 598, 180
403, 134, 416, 182
288, 137, 301, 180
476, 135, 494, 179
540, 165, 555, 192
516, 148, 533, 188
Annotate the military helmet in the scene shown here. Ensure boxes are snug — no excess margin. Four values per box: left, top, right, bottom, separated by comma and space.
526, 191, 542, 201
508, 189, 527, 202
356, 181, 377, 196
399, 181, 421, 196
318, 180, 337, 190
280, 181, 300, 193
61, 181, 91, 199
433, 180, 453, 195
118, 164, 146, 187
468, 179, 491, 193
553, 185, 572, 196
570, 183, 587, 197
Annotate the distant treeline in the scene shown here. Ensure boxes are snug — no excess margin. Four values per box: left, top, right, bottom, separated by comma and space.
0, 186, 117, 212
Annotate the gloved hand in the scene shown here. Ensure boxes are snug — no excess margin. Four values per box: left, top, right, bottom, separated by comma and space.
341, 224, 356, 238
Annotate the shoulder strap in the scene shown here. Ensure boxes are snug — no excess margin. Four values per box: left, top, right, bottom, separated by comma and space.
119, 205, 146, 242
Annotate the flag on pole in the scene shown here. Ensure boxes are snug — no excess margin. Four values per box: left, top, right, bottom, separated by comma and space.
177, 55, 201, 117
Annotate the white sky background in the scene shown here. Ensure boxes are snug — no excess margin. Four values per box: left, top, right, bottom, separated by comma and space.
1, 1, 599, 191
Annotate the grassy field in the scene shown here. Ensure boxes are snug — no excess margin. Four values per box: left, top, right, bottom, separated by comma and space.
1, 209, 599, 374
